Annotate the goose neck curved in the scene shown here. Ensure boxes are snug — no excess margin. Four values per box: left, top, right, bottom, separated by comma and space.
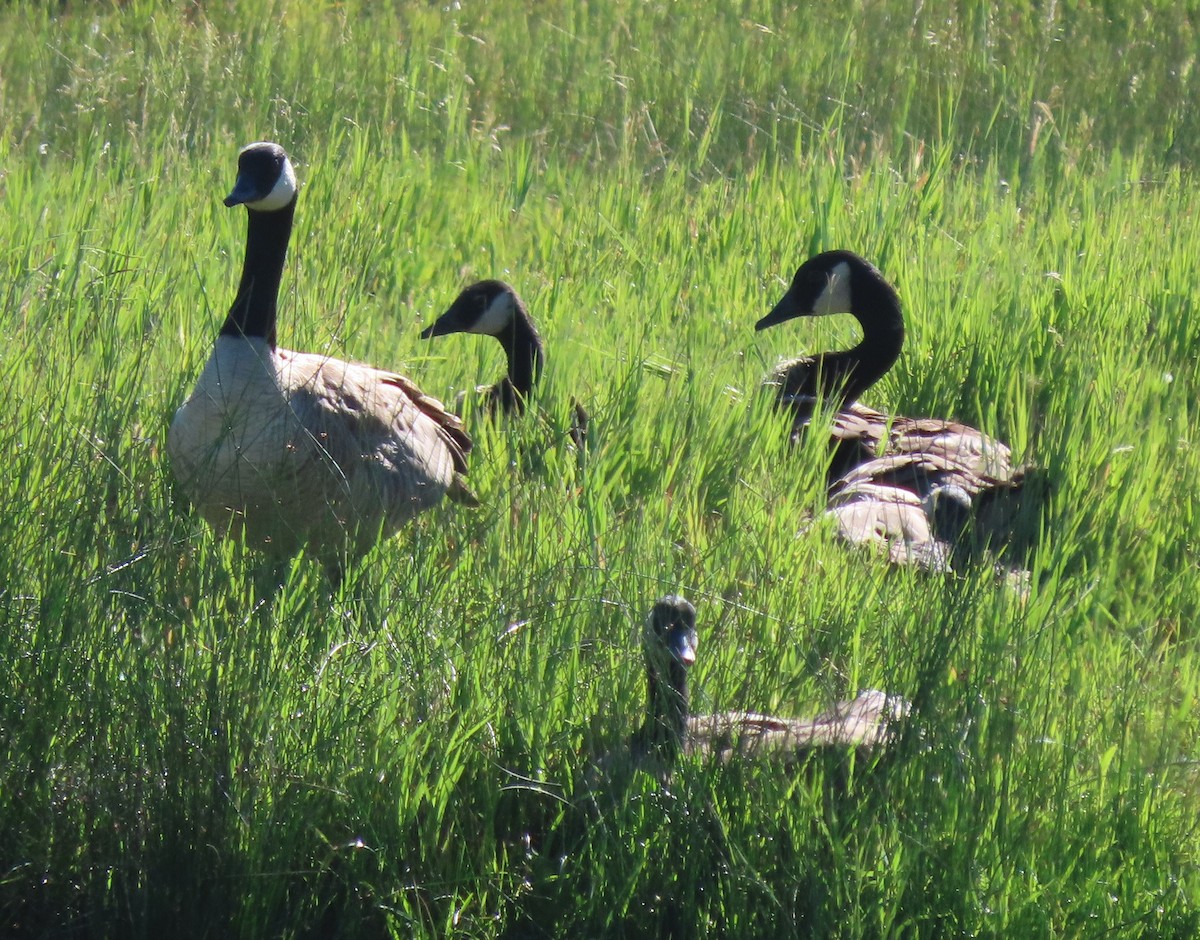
221, 195, 297, 346
498, 306, 545, 403
841, 278, 904, 401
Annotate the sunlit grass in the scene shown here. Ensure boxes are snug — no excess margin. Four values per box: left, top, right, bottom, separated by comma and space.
2, 1, 1200, 936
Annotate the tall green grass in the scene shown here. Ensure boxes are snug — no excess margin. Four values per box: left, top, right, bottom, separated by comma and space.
2, 1, 1200, 936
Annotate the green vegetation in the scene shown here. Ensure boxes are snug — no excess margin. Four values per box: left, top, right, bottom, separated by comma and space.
2, 1, 1199, 935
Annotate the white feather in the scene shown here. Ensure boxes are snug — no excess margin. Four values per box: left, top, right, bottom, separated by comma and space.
811, 260, 852, 317
468, 290, 515, 335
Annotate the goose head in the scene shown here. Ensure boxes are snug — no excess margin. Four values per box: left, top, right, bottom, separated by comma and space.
421, 279, 523, 339
645, 594, 698, 674
756, 250, 896, 330
756, 250, 905, 407
632, 595, 698, 762
224, 141, 298, 213
421, 280, 545, 411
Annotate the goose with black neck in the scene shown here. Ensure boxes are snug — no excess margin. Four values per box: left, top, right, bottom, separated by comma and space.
169, 142, 474, 571
421, 279, 545, 416
620, 595, 909, 779
757, 249, 1037, 549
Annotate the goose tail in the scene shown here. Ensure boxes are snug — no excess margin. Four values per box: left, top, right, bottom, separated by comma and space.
446, 473, 480, 507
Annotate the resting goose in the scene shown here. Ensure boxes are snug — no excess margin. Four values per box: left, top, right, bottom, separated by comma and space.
168, 142, 473, 565
756, 250, 1033, 542
420, 280, 545, 416
629, 595, 909, 775
421, 280, 589, 448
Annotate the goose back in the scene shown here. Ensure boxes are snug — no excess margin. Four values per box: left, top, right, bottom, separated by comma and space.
687, 689, 911, 762
792, 400, 1024, 495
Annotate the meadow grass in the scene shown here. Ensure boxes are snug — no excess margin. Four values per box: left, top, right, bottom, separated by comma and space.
2, 1, 1200, 936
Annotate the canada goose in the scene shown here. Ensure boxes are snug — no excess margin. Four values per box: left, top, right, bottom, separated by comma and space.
630, 595, 909, 774
168, 142, 473, 565
421, 280, 590, 448
420, 280, 545, 416
756, 250, 1034, 539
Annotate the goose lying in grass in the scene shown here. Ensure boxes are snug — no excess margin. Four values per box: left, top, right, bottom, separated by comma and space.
420, 280, 544, 416
756, 249, 1037, 548
168, 142, 474, 568
421, 279, 589, 447
626, 595, 909, 776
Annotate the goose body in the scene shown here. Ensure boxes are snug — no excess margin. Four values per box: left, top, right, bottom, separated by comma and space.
687, 689, 912, 761
820, 401, 1025, 496
629, 596, 908, 775
757, 250, 1035, 547
169, 142, 471, 562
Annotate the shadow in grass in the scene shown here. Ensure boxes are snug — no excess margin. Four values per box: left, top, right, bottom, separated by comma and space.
500, 743, 915, 938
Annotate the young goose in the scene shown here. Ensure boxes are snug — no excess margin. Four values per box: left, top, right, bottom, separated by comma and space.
420, 280, 545, 416
756, 250, 1032, 530
168, 142, 473, 564
631, 596, 909, 774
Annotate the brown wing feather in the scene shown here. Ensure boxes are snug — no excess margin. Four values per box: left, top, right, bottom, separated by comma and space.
379, 372, 472, 476
789, 399, 1027, 494
687, 690, 910, 760
831, 450, 1022, 501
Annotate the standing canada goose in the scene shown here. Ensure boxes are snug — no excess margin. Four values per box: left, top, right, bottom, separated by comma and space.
168, 142, 473, 566
629, 596, 909, 774
756, 250, 1034, 541
420, 280, 545, 416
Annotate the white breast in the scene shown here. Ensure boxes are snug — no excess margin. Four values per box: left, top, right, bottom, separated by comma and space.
169, 337, 286, 491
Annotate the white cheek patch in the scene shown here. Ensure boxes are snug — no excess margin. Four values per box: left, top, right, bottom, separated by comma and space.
470, 292, 514, 335
245, 157, 297, 212
812, 260, 853, 316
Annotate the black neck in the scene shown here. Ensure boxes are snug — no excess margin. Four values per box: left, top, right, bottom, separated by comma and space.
633, 655, 689, 760
220, 195, 296, 346
494, 305, 544, 413
837, 274, 905, 403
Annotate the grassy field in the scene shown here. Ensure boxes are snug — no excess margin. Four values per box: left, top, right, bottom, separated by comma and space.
2, 0, 1200, 936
